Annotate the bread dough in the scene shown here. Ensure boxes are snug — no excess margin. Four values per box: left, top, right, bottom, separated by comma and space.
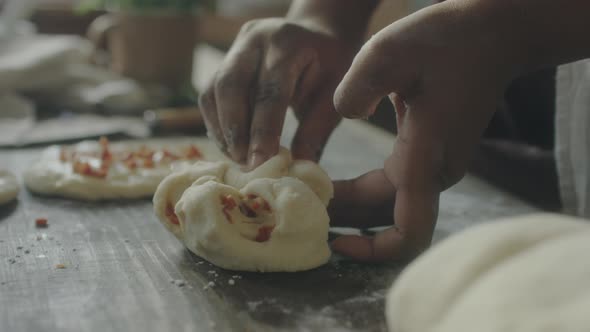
0, 170, 19, 204
153, 149, 333, 272
24, 137, 224, 201
386, 213, 590, 332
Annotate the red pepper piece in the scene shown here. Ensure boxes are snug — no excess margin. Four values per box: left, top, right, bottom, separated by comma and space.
124, 159, 137, 169
165, 202, 180, 225
185, 145, 202, 159
35, 218, 48, 228
162, 149, 179, 161
255, 225, 275, 242
220, 194, 237, 223
220, 194, 236, 210
143, 158, 155, 168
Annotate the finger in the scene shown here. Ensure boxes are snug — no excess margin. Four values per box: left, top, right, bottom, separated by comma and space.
333, 28, 419, 120
331, 232, 404, 262
328, 169, 395, 228
214, 42, 262, 163
331, 189, 438, 262
290, 86, 341, 161
248, 44, 315, 168
198, 79, 225, 151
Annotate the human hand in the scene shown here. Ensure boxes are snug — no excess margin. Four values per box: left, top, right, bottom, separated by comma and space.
199, 17, 360, 167
330, 1, 521, 261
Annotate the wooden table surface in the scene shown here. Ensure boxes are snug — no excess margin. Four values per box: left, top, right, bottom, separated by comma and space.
0, 46, 537, 332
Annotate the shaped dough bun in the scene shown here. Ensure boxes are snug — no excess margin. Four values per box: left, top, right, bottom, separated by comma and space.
386, 213, 590, 332
153, 148, 333, 272
0, 170, 19, 204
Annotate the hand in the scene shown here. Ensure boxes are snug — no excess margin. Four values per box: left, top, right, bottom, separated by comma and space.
199, 18, 359, 167
330, 1, 520, 261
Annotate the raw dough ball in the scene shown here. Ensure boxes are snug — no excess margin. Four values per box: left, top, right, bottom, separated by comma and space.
153, 149, 333, 272
0, 170, 19, 204
386, 213, 590, 332
24, 138, 224, 201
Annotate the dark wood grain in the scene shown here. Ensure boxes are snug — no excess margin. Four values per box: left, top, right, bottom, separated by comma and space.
0, 118, 536, 331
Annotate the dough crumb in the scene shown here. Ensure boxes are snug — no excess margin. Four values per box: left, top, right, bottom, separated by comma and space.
203, 281, 215, 290
228, 279, 235, 286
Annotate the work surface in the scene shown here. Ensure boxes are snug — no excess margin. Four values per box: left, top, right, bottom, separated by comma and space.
0, 113, 537, 332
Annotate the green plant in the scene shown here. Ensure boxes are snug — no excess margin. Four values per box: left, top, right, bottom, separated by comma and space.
78, 0, 216, 13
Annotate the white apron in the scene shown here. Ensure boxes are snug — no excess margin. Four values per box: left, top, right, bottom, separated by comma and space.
555, 60, 590, 218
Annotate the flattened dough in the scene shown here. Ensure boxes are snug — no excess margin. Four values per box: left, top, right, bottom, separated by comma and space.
0, 170, 19, 204
24, 138, 224, 201
153, 149, 333, 272
386, 213, 590, 332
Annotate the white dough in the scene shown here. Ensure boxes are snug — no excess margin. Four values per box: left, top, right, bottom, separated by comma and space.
153, 149, 333, 272
386, 213, 590, 332
24, 138, 224, 201
0, 170, 19, 204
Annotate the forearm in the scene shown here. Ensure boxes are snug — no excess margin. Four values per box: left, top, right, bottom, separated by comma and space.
286, 0, 381, 43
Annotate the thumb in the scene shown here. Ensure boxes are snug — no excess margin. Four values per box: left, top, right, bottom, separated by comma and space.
333, 29, 420, 119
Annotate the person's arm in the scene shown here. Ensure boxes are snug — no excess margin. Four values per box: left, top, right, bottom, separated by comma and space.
329, 0, 590, 261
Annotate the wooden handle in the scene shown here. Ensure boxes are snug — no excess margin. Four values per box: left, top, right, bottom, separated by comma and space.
144, 107, 204, 131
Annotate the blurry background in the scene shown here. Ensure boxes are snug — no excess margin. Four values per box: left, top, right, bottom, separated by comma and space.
23, 0, 420, 48
0, 0, 559, 208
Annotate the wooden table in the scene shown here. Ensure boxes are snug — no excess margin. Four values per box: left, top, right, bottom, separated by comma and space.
0, 47, 537, 332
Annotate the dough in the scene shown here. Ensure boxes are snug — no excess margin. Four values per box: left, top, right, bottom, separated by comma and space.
386, 213, 590, 332
0, 170, 19, 204
153, 149, 333, 272
24, 137, 224, 201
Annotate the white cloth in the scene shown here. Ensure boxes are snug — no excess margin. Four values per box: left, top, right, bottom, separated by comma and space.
555, 60, 590, 218
0, 24, 169, 114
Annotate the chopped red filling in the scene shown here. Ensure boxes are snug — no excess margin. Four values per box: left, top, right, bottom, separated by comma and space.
67, 138, 205, 177
99, 136, 112, 159
162, 149, 179, 160
73, 160, 107, 178
101, 148, 112, 162
35, 218, 48, 228
143, 158, 155, 168
124, 158, 137, 169
136, 145, 154, 159
255, 225, 275, 242
220, 194, 237, 210
165, 202, 180, 225
220, 194, 237, 223
245, 194, 271, 212
185, 145, 202, 159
